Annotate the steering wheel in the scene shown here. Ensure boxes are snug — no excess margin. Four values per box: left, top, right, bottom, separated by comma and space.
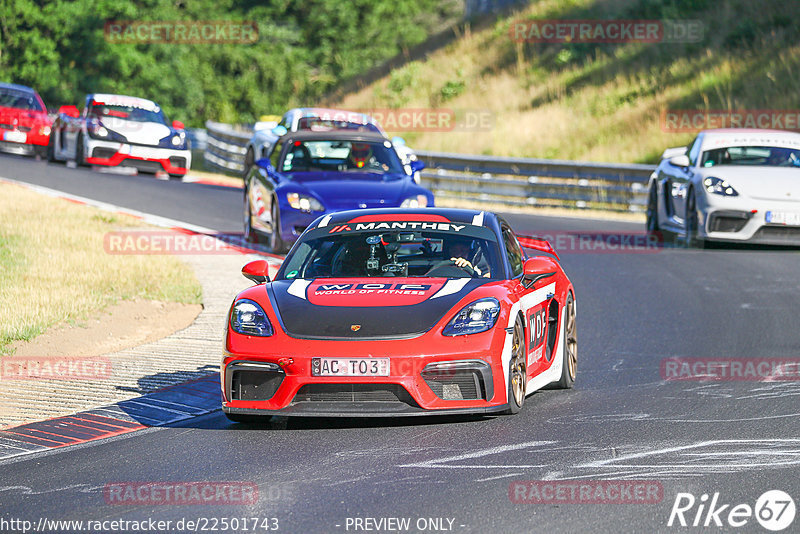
424, 259, 477, 278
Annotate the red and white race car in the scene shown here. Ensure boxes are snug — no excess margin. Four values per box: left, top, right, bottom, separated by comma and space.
48, 93, 191, 178
221, 208, 577, 420
0, 82, 52, 157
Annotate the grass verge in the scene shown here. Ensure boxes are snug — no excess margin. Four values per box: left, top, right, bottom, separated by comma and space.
333, 0, 800, 164
0, 182, 202, 354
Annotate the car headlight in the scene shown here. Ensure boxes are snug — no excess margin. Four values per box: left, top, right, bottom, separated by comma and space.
703, 177, 738, 196
400, 195, 428, 208
40, 126, 51, 136
158, 131, 187, 149
287, 192, 324, 212
442, 298, 501, 336
230, 299, 273, 337
87, 123, 126, 142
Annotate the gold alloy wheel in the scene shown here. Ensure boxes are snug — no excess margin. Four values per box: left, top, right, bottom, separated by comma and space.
565, 295, 577, 381
510, 320, 526, 407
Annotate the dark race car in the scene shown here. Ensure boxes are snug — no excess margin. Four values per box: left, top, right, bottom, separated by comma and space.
222, 208, 577, 420
243, 130, 430, 253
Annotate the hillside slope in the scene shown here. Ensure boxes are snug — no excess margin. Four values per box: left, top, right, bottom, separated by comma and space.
333, 0, 800, 163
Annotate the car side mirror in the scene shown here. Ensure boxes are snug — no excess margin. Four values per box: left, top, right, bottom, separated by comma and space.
271, 125, 288, 136
172, 120, 185, 130
669, 154, 690, 168
255, 158, 275, 173
242, 260, 270, 284
58, 105, 80, 118
522, 257, 558, 288
409, 160, 425, 174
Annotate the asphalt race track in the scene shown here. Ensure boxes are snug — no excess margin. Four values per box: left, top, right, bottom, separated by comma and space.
2, 154, 800, 533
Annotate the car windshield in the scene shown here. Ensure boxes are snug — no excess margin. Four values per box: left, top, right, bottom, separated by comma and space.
296, 117, 381, 133
0, 88, 43, 111
701, 146, 800, 168
280, 139, 404, 174
279, 226, 503, 280
88, 103, 167, 125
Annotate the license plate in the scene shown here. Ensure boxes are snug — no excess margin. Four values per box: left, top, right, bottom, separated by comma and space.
3, 130, 26, 143
766, 211, 800, 226
312, 358, 389, 376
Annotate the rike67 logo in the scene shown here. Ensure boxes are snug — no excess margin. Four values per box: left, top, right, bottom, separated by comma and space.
668, 490, 795, 531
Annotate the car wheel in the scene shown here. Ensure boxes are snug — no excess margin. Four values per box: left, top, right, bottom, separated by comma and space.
243, 147, 254, 177
168, 173, 184, 181
685, 189, 706, 249
645, 184, 660, 233
47, 134, 57, 162
269, 199, 287, 254
503, 316, 527, 415
243, 189, 258, 243
553, 292, 577, 389
75, 134, 88, 167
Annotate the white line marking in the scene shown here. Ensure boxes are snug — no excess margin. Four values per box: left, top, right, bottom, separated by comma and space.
398, 440, 555, 469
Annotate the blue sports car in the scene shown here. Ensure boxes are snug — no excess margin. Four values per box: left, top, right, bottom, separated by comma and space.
243, 130, 432, 253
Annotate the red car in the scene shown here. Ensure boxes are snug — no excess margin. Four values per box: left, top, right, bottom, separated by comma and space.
0, 82, 51, 157
221, 208, 577, 421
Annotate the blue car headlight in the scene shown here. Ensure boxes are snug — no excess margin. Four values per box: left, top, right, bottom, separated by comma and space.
230, 299, 273, 336
703, 177, 738, 196
158, 131, 187, 149
287, 192, 324, 212
443, 298, 501, 336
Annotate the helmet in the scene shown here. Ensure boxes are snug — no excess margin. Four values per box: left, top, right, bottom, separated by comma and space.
349, 142, 372, 168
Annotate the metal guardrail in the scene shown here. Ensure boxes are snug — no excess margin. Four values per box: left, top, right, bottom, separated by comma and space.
204, 121, 655, 212
204, 120, 251, 174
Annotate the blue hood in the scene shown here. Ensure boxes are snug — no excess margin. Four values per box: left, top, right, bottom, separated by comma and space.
286, 171, 414, 209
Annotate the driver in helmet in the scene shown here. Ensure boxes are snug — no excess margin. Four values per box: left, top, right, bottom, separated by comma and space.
348, 142, 373, 169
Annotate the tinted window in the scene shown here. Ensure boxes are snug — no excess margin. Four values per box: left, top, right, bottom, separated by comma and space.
269, 139, 284, 169
279, 139, 404, 174
87, 103, 166, 125
502, 226, 524, 278
687, 136, 703, 166
0, 88, 43, 111
701, 145, 800, 168
279, 225, 502, 280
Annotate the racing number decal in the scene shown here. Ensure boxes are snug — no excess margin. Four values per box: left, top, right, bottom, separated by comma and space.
530, 307, 546, 348
528, 306, 547, 365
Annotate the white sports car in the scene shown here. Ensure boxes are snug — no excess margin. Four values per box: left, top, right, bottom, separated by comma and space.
646, 128, 800, 246
49, 93, 191, 178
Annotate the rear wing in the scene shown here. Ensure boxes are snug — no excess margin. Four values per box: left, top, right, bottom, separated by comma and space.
516, 235, 560, 261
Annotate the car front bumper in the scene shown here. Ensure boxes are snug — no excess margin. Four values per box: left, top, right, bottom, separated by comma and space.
85, 138, 191, 175
700, 195, 800, 245
221, 331, 510, 416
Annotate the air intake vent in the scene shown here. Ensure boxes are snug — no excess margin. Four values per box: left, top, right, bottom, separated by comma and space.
422, 369, 483, 400
228, 362, 284, 401
293, 384, 416, 405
